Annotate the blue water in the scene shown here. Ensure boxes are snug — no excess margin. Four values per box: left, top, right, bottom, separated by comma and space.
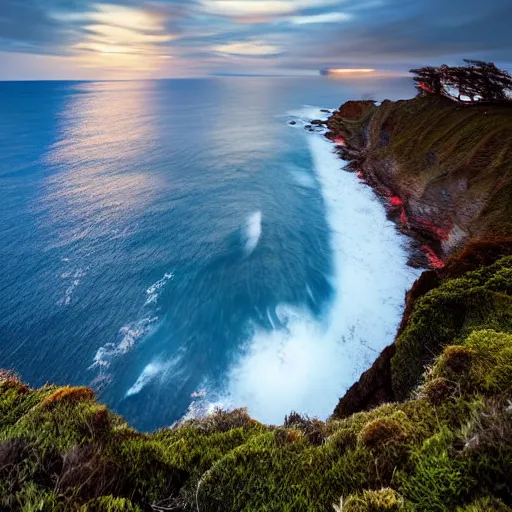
0, 77, 416, 431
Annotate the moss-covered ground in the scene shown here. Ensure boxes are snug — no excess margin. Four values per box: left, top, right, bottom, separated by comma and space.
1, 252, 511, 511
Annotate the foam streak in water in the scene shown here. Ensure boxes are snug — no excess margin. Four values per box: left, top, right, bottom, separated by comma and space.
217, 108, 420, 423
90, 271, 173, 369
126, 360, 168, 397
145, 272, 173, 305
242, 211, 262, 255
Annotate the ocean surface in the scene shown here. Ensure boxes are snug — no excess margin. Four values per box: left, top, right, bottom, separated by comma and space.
0, 76, 418, 431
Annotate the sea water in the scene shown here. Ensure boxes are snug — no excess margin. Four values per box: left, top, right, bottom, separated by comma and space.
0, 77, 417, 430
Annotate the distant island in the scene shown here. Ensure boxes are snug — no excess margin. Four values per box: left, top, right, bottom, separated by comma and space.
1, 61, 511, 512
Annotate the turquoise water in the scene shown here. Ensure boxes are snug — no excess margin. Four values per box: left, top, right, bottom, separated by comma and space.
0, 77, 417, 430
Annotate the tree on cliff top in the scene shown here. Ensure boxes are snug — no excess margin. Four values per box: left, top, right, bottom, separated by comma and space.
462, 59, 512, 102
410, 66, 445, 96
410, 60, 512, 103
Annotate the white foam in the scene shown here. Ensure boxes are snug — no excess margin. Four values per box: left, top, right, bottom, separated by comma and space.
242, 211, 262, 255
91, 316, 158, 369
125, 360, 169, 397
91, 272, 173, 369
145, 272, 173, 305
216, 114, 420, 424
57, 267, 87, 306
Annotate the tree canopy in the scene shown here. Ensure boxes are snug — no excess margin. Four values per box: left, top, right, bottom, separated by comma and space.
410, 60, 512, 103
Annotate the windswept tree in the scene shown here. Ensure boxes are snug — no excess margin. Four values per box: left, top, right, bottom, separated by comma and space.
443, 65, 481, 102
410, 60, 512, 103
462, 59, 512, 102
409, 66, 445, 96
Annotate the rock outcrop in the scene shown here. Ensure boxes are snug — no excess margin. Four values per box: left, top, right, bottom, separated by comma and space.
325, 95, 512, 268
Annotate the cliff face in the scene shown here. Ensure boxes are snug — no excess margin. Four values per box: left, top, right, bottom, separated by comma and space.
329, 96, 512, 418
334, 240, 512, 418
327, 95, 512, 268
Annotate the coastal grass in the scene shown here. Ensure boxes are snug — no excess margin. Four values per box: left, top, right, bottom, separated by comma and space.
391, 256, 512, 400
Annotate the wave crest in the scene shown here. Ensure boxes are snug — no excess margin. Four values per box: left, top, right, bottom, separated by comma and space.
242, 211, 262, 255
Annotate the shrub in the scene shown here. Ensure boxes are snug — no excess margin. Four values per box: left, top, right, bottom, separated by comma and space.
284, 412, 326, 446
421, 377, 457, 405
40, 386, 95, 409
340, 488, 406, 511
464, 330, 512, 394
177, 407, 256, 434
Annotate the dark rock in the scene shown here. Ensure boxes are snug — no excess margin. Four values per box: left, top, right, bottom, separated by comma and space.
320, 109, 331, 113
311, 119, 325, 126
426, 151, 437, 166
332, 345, 396, 419
288, 120, 297, 125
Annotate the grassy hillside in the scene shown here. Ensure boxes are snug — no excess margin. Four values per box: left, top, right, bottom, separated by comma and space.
2, 254, 511, 511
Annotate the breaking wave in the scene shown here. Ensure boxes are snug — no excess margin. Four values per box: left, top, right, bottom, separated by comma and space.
126, 360, 169, 397
202, 107, 420, 424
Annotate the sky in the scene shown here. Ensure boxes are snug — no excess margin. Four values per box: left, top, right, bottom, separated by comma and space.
0, 0, 511, 80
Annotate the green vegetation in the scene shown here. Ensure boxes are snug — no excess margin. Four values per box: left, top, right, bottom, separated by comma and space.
391, 256, 512, 400
1, 254, 511, 511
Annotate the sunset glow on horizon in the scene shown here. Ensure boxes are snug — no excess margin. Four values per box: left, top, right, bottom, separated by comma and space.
0, 0, 510, 80
327, 68, 376, 74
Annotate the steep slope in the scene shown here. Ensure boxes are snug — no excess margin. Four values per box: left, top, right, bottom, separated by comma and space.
327, 96, 512, 267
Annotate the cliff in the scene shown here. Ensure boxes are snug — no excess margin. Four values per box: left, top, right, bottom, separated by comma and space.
327, 96, 512, 268
327, 97, 512, 417
1, 97, 512, 512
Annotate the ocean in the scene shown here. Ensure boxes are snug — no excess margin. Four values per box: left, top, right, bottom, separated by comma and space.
0, 76, 418, 431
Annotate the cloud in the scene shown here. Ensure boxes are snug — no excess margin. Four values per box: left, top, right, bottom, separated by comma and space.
212, 40, 281, 56
288, 12, 352, 24
201, 0, 342, 22
298, 0, 512, 67
69, 3, 181, 76
0, 0, 84, 53
0, 0, 511, 78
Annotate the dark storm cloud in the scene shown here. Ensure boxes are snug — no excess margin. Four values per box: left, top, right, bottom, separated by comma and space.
296, 0, 512, 67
